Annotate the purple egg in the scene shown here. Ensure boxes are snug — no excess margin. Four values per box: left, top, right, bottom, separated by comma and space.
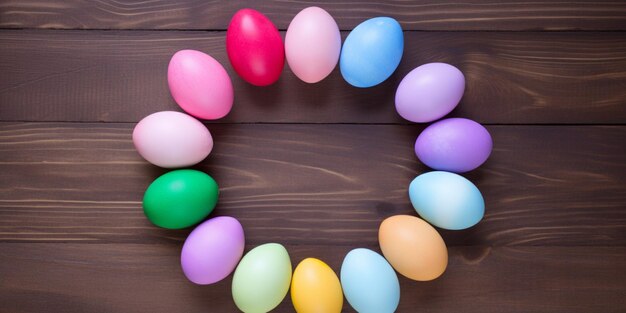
181, 216, 245, 285
415, 118, 492, 173
395, 63, 465, 123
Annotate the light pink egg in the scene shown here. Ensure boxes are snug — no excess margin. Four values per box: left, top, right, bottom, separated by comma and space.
285, 7, 341, 83
133, 111, 213, 168
168, 50, 234, 120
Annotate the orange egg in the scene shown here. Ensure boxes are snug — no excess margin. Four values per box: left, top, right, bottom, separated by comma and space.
379, 215, 448, 281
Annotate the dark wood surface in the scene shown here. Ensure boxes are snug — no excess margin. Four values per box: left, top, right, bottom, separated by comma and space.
0, 1, 625, 313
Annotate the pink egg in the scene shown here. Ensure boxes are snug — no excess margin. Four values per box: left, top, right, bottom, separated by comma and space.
133, 111, 213, 168
285, 7, 341, 83
395, 63, 465, 123
181, 216, 245, 285
168, 50, 234, 120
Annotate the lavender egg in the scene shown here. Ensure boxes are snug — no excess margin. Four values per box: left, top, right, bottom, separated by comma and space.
395, 63, 465, 123
415, 118, 492, 173
181, 216, 245, 285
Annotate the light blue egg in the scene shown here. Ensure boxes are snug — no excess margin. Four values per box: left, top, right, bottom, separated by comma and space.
340, 248, 400, 313
409, 171, 484, 230
340, 17, 404, 88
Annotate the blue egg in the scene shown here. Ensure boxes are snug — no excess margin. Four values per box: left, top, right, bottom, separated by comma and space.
340, 248, 400, 313
340, 17, 404, 88
409, 171, 484, 230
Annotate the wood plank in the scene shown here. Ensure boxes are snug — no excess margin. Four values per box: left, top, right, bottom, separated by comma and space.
1, 243, 624, 312
1, 1, 626, 31
0, 123, 624, 246
1, 30, 625, 124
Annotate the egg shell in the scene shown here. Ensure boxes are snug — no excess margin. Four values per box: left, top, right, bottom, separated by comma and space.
409, 171, 484, 230
395, 63, 465, 123
291, 258, 343, 313
340, 17, 403, 88
340, 248, 400, 313
132, 111, 213, 168
143, 169, 219, 229
226, 8, 284, 86
168, 50, 234, 120
379, 215, 448, 281
415, 118, 493, 173
285, 7, 341, 83
232, 243, 292, 313
181, 216, 245, 285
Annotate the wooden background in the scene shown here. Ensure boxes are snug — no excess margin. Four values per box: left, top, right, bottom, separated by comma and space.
1, 1, 625, 312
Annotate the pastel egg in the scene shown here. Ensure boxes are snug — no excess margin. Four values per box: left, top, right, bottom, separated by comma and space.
132, 111, 213, 168
395, 63, 465, 123
181, 216, 244, 285
232, 243, 292, 313
340, 248, 400, 313
291, 258, 343, 313
143, 169, 219, 229
415, 118, 493, 173
340, 17, 404, 88
168, 50, 234, 120
409, 171, 484, 230
379, 215, 447, 281
285, 7, 341, 83
226, 9, 284, 86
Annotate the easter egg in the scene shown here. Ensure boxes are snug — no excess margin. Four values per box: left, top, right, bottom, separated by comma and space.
415, 118, 493, 173
168, 50, 234, 120
409, 171, 484, 230
379, 215, 448, 281
143, 169, 219, 229
132, 111, 213, 168
340, 248, 400, 313
226, 8, 284, 86
291, 258, 343, 313
181, 216, 245, 285
340, 17, 403, 88
232, 243, 292, 313
285, 7, 341, 83
395, 63, 465, 123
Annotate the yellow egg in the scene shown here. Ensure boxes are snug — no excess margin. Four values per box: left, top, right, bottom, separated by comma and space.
291, 258, 343, 313
379, 215, 448, 281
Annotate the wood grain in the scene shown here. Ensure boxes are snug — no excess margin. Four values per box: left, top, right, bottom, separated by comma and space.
1, 0, 626, 31
1, 30, 625, 124
0, 123, 624, 246
1, 243, 624, 313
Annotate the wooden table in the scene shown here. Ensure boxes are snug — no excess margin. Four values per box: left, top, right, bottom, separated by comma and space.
1, 1, 625, 312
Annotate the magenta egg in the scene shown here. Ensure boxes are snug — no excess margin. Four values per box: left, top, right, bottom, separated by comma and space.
181, 216, 245, 285
395, 63, 465, 123
226, 9, 284, 86
168, 50, 234, 120
133, 111, 213, 168
415, 118, 492, 173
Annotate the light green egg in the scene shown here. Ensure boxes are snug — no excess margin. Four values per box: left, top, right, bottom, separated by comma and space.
232, 243, 292, 313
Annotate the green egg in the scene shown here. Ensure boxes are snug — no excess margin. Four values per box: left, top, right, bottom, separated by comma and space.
143, 169, 219, 229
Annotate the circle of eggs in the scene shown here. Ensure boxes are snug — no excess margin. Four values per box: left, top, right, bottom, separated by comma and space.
181, 216, 245, 285
291, 258, 343, 313
143, 169, 219, 229
226, 8, 284, 86
409, 171, 485, 230
395, 62, 465, 123
341, 248, 400, 313
416, 118, 493, 173
132, 111, 213, 168
232, 243, 292, 313
379, 215, 448, 281
340, 17, 404, 88
168, 50, 234, 120
286, 7, 341, 83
